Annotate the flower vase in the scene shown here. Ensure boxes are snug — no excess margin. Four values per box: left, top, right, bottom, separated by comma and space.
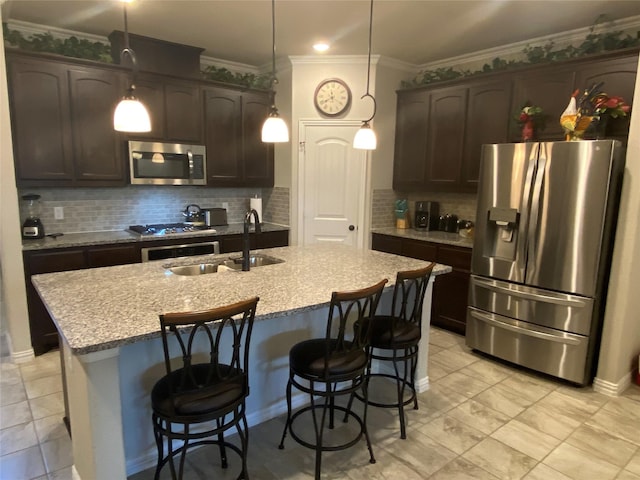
594, 116, 609, 139
521, 119, 535, 142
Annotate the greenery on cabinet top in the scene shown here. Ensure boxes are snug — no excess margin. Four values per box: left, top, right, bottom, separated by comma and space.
403, 16, 640, 88
2, 23, 271, 89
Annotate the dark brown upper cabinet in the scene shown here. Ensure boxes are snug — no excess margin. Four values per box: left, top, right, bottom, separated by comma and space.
425, 86, 468, 191
511, 65, 575, 141
392, 90, 430, 191
7, 53, 127, 187
463, 79, 513, 191
203, 87, 274, 187
6, 50, 273, 188
133, 74, 203, 143
573, 55, 638, 140
393, 48, 638, 193
394, 78, 512, 193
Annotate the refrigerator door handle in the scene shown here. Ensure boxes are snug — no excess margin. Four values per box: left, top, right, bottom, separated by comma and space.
472, 276, 587, 308
469, 309, 582, 346
518, 144, 539, 276
528, 148, 547, 271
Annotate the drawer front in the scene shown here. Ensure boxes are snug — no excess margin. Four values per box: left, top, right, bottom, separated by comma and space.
468, 275, 594, 335
437, 245, 471, 270
402, 239, 437, 261
466, 306, 590, 384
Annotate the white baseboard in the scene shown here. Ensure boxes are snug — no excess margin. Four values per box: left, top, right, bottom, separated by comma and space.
11, 348, 35, 364
593, 370, 633, 397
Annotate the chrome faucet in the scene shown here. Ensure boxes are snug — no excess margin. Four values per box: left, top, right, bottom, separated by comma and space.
242, 209, 261, 271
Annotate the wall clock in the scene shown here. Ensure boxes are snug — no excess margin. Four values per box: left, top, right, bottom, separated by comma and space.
314, 78, 352, 117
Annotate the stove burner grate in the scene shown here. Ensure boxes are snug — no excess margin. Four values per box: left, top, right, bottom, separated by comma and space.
128, 223, 212, 236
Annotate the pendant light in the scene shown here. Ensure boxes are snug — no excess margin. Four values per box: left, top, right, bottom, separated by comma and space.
261, 0, 289, 143
353, 0, 377, 150
113, 2, 151, 133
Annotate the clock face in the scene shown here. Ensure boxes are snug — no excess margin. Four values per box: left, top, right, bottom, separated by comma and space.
314, 78, 351, 117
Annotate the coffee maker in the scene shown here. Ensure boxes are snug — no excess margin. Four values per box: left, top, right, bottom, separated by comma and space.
414, 201, 439, 231
22, 193, 45, 239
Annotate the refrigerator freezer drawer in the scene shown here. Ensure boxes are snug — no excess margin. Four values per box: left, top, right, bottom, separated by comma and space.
466, 307, 590, 384
468, 275, 594, 335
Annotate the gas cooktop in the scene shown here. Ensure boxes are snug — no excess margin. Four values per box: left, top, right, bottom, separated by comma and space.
128, 223, 215, 236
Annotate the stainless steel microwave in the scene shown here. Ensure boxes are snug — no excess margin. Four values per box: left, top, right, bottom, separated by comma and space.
128, 141, 207, 185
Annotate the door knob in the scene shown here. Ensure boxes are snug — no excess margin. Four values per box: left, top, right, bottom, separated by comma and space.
348, 225, 355, 231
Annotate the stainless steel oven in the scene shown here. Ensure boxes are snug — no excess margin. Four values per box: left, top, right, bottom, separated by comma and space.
141, 241, 220, 262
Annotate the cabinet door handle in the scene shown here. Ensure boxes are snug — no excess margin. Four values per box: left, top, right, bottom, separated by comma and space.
349, 225, 355, 231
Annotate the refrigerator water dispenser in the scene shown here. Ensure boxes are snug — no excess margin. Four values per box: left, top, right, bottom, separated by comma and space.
483, 207, 519, 260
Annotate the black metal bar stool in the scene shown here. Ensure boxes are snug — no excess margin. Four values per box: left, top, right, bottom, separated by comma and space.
348, 263, 435, 439
151, 297, 259, 480
278, 279, 388, 480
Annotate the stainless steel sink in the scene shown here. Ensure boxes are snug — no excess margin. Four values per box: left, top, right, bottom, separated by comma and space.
167, 254, 283, 276
168, 262, 233, 276
227, 254, 284, 269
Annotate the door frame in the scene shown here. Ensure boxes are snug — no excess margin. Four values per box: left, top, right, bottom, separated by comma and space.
295, 119, 372, 249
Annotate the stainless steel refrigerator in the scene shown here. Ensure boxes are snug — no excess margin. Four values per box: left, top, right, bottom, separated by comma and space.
466, 140, 625, 385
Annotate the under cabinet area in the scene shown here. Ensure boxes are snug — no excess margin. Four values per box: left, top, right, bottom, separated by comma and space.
371, 232, 471, 335
393, 48, 639, 193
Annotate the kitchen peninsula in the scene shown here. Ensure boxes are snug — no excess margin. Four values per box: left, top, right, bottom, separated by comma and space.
32, 244, 450, 479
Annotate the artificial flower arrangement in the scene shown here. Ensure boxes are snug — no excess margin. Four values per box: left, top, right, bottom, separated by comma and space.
560, 83, 631, 140
516, 103, 546, 141
592, 93, 631, 118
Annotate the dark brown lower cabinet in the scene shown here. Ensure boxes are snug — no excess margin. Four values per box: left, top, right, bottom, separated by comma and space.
23, 249, 87, 355
371, 233, 471, 335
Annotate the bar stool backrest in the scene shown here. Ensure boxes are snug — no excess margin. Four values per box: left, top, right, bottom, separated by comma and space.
158, 297, 259, 418
321, 279, 388, 379
389, 263, 436, 329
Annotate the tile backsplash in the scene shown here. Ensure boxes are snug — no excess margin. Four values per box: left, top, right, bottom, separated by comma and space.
17, 186, 290, 234
371, 189, 478, 229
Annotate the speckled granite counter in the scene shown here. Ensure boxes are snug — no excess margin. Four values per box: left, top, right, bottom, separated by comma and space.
33, 244, 450, 479
32, 243, 449, 355
372, 227, 474, 248
21, 223, 289, 251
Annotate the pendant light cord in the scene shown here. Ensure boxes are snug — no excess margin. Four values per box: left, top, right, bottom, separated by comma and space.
120, 3, 139, 92
361, 0, 376, 123
269, 0, 279, 109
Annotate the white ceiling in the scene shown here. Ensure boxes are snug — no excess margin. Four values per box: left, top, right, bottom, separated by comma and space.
3, 1, 640, 67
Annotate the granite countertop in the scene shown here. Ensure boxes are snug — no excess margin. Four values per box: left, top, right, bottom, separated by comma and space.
21, 223, 289, 251
372, 227, 474, 248
32, 244, 451, 355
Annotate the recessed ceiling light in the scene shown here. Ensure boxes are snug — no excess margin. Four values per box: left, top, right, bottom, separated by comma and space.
313, 43, 330, 53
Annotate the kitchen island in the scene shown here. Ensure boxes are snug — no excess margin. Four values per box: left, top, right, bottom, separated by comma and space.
32, 244, 450, 479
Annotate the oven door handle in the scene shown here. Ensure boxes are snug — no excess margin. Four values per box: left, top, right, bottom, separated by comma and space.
469, 309, 582, 345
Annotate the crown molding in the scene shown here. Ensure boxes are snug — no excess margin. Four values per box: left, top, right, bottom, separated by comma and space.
417, 15, 640, 71
6, 19, 262, 74
5, 19, 108, 43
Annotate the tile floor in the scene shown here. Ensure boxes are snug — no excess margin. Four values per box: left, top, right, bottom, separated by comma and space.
1, 327, 639, 480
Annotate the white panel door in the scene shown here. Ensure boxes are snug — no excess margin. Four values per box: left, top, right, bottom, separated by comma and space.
302, 125, 365, 246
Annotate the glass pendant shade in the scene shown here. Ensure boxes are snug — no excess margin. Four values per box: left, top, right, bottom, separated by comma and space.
262, 113, 289, 143
113, 95, 151, 133
353, 122, 377, 150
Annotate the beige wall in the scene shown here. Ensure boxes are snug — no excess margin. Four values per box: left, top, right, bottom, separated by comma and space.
0, 8, 33, 360
595, 53, 640, 389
